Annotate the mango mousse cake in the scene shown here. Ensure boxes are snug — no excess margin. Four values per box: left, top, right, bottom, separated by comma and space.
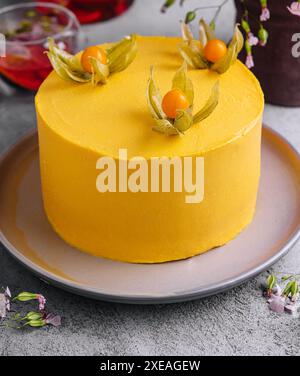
35, 32, 264, 263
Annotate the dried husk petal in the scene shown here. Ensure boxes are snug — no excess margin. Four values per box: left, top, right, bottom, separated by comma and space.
211, 43, 236, 74
189, 39, 203, 55
193, 81, 220, 124
45, 52, 75, 82
230, 24, 244, 56
109, 46, 137, 73
179, 42, 209, 69
61, 65, 91, 83
153, 119, 181, 135
48, 38, 82, 72
108, 34, 137, 73
174, 109, 193, 132
48, 52, 90, 83
181, 22, 194, 43
199, 18, 215, 48
211, 25, 244, 74
172, 62, 194, 105
47, 38, 91, 83
146, 67, 165, 120
107, 35, 134, 58
89, 57, 109, 85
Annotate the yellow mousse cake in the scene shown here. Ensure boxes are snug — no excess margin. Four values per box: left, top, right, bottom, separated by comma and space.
35, 36, 264, 263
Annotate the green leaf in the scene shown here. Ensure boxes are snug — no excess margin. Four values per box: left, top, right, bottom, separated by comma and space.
283, 281, 294, 296
174, 109, 193, 132
290, 281, 299, 297
179, 43, 208, 69
152, 119, 181, 136
281, 275, 293, 281
199, 18, 215, 48
89, 56, 109, 85
267, 274, 277, 289
172, 62, 194, 105
193, 81, 220, 124
146, 67, 165, 120
107, 34, 137, 73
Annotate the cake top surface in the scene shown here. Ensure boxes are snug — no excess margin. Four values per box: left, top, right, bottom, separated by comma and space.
36, 35, 264, 158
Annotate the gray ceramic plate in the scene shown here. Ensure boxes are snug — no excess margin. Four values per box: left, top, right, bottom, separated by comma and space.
0, 126, 300, 304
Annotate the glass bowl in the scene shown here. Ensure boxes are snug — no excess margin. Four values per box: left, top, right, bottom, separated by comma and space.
39, 0, 135, 24
0, 2, 81, 90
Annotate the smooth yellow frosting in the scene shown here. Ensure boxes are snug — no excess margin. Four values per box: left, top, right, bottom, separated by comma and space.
36, 36, 264, 263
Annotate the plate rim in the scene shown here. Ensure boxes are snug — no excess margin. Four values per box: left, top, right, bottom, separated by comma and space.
1, 125, 300, 304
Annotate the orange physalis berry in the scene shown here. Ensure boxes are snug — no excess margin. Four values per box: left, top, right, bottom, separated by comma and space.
204, 39, 227, 63
81, 46, 108, 73
162, 89, 190, 119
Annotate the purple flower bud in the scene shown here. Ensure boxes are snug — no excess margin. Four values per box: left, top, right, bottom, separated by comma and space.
260, 7, 270, 22
37, 294, 46, 311
14, 292, 38, 302
241, 19, 250, 34
161, 0, 176, 13
258, 27, 269, 46
25, 311, 43, 321
246, 54, 254, 69
247, 32, 259, 47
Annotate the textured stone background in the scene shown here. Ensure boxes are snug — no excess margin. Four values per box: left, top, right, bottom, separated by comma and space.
0, 0, 300, 356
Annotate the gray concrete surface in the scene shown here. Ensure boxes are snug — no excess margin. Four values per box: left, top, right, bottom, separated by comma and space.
0, 0, 300, 356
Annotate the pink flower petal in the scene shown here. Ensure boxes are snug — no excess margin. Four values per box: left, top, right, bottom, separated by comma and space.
268, 294, 286, 313
284, 304, 295, 314
37, 294, 46, 311
248, 33, 259, 46
260, 7, 270, 21
45, 313, 61, 327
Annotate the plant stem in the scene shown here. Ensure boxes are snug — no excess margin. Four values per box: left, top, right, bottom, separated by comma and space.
185, 0, 231, 24
212, 0, 231, 23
